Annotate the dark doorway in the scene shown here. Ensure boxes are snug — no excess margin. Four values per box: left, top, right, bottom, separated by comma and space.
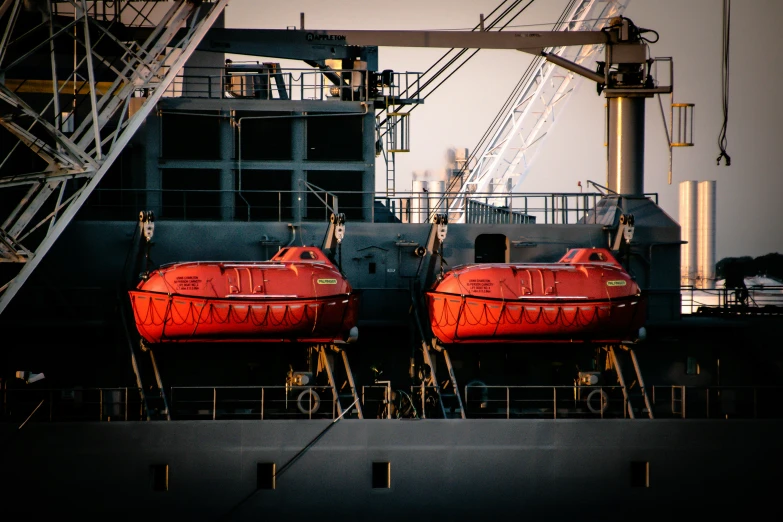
475, 234, 507, 263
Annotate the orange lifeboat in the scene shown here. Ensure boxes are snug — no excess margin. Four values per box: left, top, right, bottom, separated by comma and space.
129, 246, 359, 344
426, 248, 646, 344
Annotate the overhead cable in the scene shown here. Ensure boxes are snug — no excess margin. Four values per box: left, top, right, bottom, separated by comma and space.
717, 0, 731, 166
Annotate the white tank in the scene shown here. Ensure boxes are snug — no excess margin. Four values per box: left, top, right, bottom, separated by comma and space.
679, 181, 698, 286
697, 181, 717, 289
428, 174, 446, 219
411, 177, 429, 224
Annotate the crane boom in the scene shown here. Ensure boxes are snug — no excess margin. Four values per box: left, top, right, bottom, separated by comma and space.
449, 0, 631, 222
290, 28, 611, 52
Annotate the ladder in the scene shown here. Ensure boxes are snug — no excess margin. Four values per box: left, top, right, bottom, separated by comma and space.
386, 150, 397, 197
609, 345, 654, 419
409, 286, 465, 419
318, 345, 364, 419
424, 341, 466, 419
377, 111, 409, 197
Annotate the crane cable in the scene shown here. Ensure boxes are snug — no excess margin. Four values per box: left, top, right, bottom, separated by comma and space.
445, 0, 580, 195
410, 0, 536, 102
401, 0, 525, 94
717, 0, 731, 166
380, 0, 536, 132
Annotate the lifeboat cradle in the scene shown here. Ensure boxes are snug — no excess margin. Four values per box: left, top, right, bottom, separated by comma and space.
408, 215, 466, 419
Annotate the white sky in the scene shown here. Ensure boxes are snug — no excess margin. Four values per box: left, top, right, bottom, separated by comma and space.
224, 0, 783, 260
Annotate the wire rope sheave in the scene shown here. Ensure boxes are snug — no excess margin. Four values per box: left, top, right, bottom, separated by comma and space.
296, 389, 321, 414
585, 389, 609, 414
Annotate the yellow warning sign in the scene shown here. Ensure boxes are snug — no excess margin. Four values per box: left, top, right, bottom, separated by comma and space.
606, 280, 627, 287
317, 279, 338, 284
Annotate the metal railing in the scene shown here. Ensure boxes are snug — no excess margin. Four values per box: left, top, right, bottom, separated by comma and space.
159, 68, 423, 103
382, 191, 659, 225
7, 385, 781, 423
463, 384, 628, 419
361, 385, 439, 419
681, 285, 783, 315
651, 386, 783, 419
169, 386, 340, 420
1, 388, 146, 423
82, 187, 659, 225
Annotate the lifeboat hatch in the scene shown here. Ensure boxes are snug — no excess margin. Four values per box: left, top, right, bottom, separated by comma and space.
475, 234, 508, 263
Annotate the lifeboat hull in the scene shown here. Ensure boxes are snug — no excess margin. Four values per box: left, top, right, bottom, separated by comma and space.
426, 294, 645, 344
426, 248, 646, 344
129, 246, 359, 344
130, 291, 359, 343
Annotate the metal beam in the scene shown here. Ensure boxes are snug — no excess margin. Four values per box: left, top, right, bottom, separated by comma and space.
244, 28, 611, 53
0, 0, 231, 316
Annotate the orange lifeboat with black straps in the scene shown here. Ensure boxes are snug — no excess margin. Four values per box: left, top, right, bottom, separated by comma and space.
129, 246, 359, 344
425, 248, 645, 344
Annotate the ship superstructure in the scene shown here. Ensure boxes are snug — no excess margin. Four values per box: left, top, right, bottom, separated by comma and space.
1, 2, 782, 520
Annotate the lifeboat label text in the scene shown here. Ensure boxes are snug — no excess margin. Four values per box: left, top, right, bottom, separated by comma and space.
174, 275, 202, 290
317, 279, 338, 285
306, 33, 346, 42
606, 280, 627, 287
466, 278, 494, 293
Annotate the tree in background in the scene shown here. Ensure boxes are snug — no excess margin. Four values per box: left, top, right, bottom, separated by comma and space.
716, 253, 783, 283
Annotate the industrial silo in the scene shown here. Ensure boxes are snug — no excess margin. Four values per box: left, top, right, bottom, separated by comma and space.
697, 180, 717, 289
679, 181, 698, 286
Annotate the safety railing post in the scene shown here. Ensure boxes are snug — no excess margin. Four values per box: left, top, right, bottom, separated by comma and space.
553, 387, 557, 419
706, 387, 710, 419
213, 388, 217, 420
125, 387, 128, 421
506, 387, 510, 420
99, 388, 103, 421
261, 387, 264, 420
420, 381, 426, 419
600, 386, 604, 419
